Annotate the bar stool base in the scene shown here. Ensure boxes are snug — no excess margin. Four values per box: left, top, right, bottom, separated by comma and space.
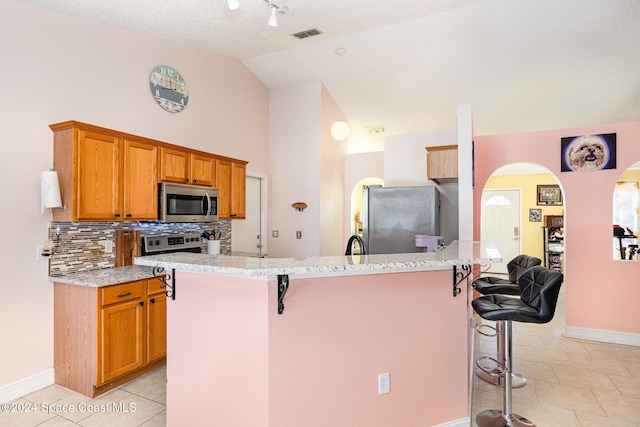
476, 410, 536, 427
475, 368, 527, 388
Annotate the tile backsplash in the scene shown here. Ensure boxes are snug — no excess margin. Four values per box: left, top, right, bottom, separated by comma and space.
48, 221, 231, 277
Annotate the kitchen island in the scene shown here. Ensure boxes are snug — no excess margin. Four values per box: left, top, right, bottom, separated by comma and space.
135, 241, 498, 427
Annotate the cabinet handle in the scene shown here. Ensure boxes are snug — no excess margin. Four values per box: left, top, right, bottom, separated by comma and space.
117, 292, 132, 298
192, 179, 197, 183
230, 214, 237, 217
114, 213, 121, 217
139, 301, 144, 307
126, 213, 132, 217
184, 178, 189, 183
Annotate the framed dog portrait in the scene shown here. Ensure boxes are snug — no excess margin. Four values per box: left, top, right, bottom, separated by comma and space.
529, 208, 542, 222
537, 185, 563, 206
561, 133, 616, 172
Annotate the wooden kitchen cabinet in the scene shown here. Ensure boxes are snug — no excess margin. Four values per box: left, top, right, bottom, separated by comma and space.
159, 147, 216, 187
52, 122, 158, 221
51, 120, 247, 222
426, 145, 458, 183
216, 159, 247, 219
54, 278, 167, 397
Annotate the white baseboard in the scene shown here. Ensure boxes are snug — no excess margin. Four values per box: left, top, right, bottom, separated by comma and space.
434, 418, 470, 427
0, 369, 54, 404
564, 326, 640, 346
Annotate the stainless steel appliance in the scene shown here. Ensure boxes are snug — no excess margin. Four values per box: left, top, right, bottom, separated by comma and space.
158, 182, 218, 223
141, 232, 203, 255
362, 185, 443, 254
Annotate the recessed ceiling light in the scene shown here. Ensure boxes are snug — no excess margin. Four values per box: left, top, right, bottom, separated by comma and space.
335, 47, 347, 56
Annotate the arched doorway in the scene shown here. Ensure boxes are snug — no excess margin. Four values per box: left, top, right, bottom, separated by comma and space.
349, 177, 383, 236
481, 162, 564, 274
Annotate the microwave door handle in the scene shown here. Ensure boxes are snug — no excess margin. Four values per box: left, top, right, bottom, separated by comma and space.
203, 192, 210, 219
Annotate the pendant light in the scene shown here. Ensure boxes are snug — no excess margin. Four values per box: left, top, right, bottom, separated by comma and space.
227, 0, 239, 10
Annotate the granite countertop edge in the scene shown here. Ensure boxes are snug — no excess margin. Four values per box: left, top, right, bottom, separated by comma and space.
49, 265, 164, 288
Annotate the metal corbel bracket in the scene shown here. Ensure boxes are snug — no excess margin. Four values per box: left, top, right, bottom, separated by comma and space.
154, 267, 176, 300
277, 274, 290, 314
452, 264, 472, 297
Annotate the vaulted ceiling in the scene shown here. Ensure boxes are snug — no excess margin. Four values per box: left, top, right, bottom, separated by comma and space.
21, 0, 640, 143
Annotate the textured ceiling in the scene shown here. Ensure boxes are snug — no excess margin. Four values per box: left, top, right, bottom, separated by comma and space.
21, 0, 640, 142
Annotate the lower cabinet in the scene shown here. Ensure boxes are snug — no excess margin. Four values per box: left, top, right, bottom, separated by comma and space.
54, 277, 167, 397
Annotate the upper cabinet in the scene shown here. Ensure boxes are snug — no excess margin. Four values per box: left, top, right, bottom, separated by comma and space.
426, 145, 458, 183
159, 148, 216, 187
51, 121, 247, 222
52, 122, 158, 222
216, 159, 247, 219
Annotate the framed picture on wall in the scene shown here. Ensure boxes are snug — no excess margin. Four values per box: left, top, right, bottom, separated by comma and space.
529, 208, 542, 222
537, 185, 563, 206
560, 133, 616, 172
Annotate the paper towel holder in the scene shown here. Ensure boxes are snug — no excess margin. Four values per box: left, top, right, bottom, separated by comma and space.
41, 169, 65, 213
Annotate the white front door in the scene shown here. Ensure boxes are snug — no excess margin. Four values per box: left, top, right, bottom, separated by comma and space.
481, 189, 521, 274
231, 175, 264, 255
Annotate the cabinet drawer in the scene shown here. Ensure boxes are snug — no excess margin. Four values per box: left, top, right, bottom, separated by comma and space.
147, 278, 168, 296
100, 281, 144, 306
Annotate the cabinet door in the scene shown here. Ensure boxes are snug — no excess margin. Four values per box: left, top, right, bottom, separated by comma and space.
123, 140, 158, 220
230, 161, 246, 219
216, 159, 232, 219
77, 130, 121, 220
159, 147, 190, 184
190, 154, 216, 187
99, 299, 145, 384
147, 291, 167, 363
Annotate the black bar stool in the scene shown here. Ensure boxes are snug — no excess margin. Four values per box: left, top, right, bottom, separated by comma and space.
472, 255, 541, 388
472, 266, 563, 427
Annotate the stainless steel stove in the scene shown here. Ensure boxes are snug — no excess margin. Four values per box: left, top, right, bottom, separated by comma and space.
141, 232, 203, 255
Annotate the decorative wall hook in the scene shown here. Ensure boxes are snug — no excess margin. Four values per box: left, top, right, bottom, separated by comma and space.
292, 202, 307, 212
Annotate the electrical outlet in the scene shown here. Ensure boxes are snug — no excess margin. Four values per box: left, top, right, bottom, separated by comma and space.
296, 230, 302, 239
272, 230, 279, 238
378, 372, 390, 395
104, 240, 113, 253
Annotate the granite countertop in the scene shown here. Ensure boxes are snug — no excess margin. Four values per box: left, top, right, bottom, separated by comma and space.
134, 241, 500, 279
50, 265, 164, 287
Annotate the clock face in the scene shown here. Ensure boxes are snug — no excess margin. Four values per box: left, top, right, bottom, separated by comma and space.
149, 65, 189, 113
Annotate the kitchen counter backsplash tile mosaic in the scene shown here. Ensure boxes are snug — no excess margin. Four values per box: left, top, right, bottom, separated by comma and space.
48, 221, 231, 277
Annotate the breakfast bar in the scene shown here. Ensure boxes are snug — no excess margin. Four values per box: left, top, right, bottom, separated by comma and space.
135, 241, 498, 427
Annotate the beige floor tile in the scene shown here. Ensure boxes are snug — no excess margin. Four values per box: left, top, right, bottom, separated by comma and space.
119, 369, 167, 401
582, 341, 640, 362
139, 410, 166, 427
77, 394, 165, 427
38, 416, 80, 426
575, 411, 640, 427
0, 398, 57, 427
621, 358, 640, 378
594, 390, 640, 424
510, 399, 581, 427
568, 353, 632, 377
609, 374, 640, 399
533, 380, 606, 416
552, 365, 620, 394
537, 336, 590, 356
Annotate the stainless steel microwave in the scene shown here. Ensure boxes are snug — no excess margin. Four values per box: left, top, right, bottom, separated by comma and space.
158, 182, 218, 223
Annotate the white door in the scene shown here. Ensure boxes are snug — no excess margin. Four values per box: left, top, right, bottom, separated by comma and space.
481, 189, 521, 274
231, 175, 264, 255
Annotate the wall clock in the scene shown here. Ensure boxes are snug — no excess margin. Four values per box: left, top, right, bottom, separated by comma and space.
149, 65, 189, 113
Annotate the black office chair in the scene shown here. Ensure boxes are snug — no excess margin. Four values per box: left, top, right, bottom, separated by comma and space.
345, 235, 365, 256
472, 254, 541, 387
472, 266, 563, 427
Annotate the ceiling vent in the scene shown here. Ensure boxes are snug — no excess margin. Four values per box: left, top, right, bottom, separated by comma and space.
292, 28, 323, 39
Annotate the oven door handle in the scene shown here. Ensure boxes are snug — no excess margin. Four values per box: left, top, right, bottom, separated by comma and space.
202, 192, 210, 219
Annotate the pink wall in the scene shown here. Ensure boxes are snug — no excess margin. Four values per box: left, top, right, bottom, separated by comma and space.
473, 122, 640, 336
167, 269, 470, 426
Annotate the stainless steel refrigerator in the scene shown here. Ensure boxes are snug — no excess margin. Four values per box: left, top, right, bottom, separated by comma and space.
362, 185, 442, 254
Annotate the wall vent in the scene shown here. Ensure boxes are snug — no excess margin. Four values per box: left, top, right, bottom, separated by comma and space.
292, 28, 322, 39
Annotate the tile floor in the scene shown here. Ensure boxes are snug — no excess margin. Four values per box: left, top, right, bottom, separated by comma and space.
2, 284, 639, 427
471, 284, 640, 427
0, 366, 166, 427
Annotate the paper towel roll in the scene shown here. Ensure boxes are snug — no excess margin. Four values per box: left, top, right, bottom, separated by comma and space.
41, 171, 62, 213
207, 240, 220, 255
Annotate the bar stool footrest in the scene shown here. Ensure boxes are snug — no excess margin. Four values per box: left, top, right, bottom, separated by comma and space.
476, 409, 536, 427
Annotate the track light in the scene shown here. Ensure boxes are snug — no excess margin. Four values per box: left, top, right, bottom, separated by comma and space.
268, 5, 278, 27
227, 0, 239, 10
